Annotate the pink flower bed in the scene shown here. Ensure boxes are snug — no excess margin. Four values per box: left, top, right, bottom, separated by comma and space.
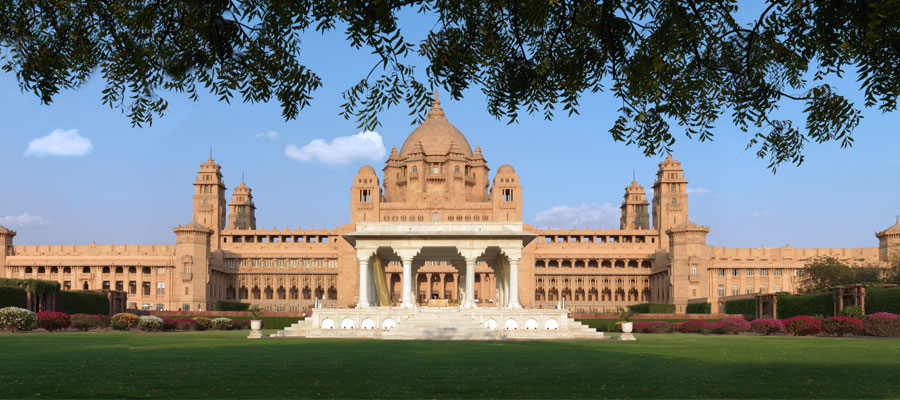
633, 321, 672, 333
749, 319, 782, 335
160, 317, 177, 331
714, 318, 750, 334
36, 311, 71, 332
175, 318, 199, 331
679, 320, 715, 334
822, 316, 862, 336
862, 312, 900, 337
782, 316, 822, 336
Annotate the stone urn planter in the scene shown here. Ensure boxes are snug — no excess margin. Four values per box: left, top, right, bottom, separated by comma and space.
247, 319, 263, 339
618, 321, 636, 341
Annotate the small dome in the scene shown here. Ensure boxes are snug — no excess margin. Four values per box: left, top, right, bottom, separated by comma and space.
497, 164, 515, 174
358, 165, 376, 175
399, 94, 473, 157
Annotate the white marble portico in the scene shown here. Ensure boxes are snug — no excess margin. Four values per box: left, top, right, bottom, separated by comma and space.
343, 222, 535, 309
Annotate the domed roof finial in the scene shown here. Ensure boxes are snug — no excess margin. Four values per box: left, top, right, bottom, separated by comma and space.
428, 90, 445, 118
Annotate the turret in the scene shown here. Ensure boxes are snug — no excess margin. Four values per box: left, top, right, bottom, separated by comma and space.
351, 165, 381, 223
652, 155, 689, 249
620, 180, 650, 230
666, 220, 710, 313
173, 221, 212, 311
228, 180, 256, 230
0, 225, 14, 278
192, 157, 227, 248
491, 164, 523, 221
876, 217, 900, 262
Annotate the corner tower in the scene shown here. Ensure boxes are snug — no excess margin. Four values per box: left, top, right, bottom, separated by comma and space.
652, 155, 689, 249
192, 157, 227, 247
877, 217, 900, 262
228, 180, 256, 230
0, 225, 14, 278
620, 180, 650, 230
491, 165, 523, 221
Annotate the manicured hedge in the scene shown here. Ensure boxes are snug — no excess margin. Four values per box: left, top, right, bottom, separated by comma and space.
0, 286, 27, 308
865, 286, 900, 314
724, 299, 757, 315
215, 301, 251, 311
57, 291, 109, 315
0, 278, 60, 295
777, 293, 833, 319
628, 303, 676, 313
686, 302, 711, 314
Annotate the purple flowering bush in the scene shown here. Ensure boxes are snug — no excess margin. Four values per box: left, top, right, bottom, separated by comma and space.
749, 319, 782, 335
862, 312, 900, 337
714, 318, 750, 334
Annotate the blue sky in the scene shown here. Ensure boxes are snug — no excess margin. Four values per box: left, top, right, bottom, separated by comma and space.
1, 7, 898, 249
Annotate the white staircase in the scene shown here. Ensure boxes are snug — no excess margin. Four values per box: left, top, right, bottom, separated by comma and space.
379, 308, 503, 340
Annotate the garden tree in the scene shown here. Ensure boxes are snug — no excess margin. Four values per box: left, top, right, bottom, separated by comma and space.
798, 256, 885, 293
1, 0, 899, 171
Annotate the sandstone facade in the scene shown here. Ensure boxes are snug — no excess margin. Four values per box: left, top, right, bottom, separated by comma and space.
2, 97, 897, 313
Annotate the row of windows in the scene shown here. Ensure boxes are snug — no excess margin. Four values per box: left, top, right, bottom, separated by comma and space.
224, 259, 337, 268
60, 280, 176, 296
717, 283, 783, 296
716, 268, 801, 277
15, 266, 165, 275
381, 214, 490, 222
541, 235, 654, 244
535, 260, 652, 268
224, 235, 332, 244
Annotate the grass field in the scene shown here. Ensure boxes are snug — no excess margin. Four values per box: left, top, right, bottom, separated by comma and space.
1, 331, 899, 398
171, 316, 302, 330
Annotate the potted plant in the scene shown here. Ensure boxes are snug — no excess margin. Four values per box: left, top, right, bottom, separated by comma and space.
617, 308, 636, 340
248, 305, 263, 332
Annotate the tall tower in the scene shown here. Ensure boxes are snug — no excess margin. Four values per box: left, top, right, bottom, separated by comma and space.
667, 221, 710, 313
192, 157, 227, 248
652, 155, 689, 249
491, 165, 523, 221
0, 225, 14, 278
228, 180, 256, 230
350, 165, 382, 224
620, 180, 650, 230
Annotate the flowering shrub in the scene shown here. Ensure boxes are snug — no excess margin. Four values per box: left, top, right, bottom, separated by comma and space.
110, 313, 140, 330
0, 307, 36, 332
212, 317, 233, 330
175, 318, 199, 331
94, 314, 111, 328
839, 306, 863, 319
71, 314, 101, 331
160, 317, 176, 331
714, 318, 750, 334
631, 321, 671, 333
781, 316, 822, 336
138, 315, 164, 331
194, 317, 213, 331
862, 312, 900, 337
232, 319, 251, 330
36, 311, 71, 332
822, 316, 862, 336
679, 320, 715, 334
749, 319, 782, 335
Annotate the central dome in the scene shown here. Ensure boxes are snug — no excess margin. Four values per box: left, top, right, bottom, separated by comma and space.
399, 96, 473, 157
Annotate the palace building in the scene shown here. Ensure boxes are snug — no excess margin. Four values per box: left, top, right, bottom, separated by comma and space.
2, 96, 898, 314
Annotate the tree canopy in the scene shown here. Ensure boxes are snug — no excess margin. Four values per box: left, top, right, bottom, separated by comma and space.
1, 1, 898, 171
798, 256, 885, 293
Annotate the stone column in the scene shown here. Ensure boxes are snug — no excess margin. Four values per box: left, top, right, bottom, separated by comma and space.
464, 258, 476, 308
440, 273, 446, 299
401, 258, 414, 309
426, 273, 433, 301
509, 258, 522, 308
357, 258, 370, 308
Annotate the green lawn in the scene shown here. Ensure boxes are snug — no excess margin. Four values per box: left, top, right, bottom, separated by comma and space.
1, 331, 899, 398
172, 316, 302, 330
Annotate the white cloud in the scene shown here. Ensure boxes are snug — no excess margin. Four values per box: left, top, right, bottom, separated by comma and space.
751, 211, 772, 218
686, 187, 710, 195
255, 130, 279, 140
285, 131, 386, 164
532, 203, 620, 229
1, 213, 49, 226
24, 129, 93, 157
